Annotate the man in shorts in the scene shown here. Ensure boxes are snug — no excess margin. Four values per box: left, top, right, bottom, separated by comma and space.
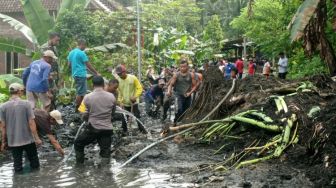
23, 50, 58, 111
68, 39, 99, 110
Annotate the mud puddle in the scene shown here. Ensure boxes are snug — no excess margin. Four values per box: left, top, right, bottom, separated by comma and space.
0, 104, 316, 187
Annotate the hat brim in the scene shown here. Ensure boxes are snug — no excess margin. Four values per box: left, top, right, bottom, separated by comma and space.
55, 119, 64, 125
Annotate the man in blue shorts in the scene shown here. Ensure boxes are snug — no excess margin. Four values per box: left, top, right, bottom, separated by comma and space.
68, 39, 99, 110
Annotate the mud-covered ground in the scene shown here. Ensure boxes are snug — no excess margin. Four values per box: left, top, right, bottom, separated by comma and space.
1, 72, 335, 187
48, 103, 317, 187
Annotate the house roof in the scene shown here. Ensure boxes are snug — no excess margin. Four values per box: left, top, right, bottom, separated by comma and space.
0, 0, 118, 13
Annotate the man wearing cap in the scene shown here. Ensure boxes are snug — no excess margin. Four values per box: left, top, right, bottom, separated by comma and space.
0, 83, 42, 173
34, 109, 64, 156
40, 32, 60, 88
144, 78, 166, 117
40, 32, 61, 110
115, 65, 147, 134
23, 50, 58, 112
68, 39, 99, 111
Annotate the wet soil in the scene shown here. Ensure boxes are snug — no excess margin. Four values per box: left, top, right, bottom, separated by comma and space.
1, 68, 336, 187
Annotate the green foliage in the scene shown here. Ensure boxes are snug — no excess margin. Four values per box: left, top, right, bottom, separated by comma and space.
289, 0, 321, 42
199, 0, 249, 38
203, 15, 224, 53
142, 0, 202, 34
0, 13, 37, 44
0, 74, 23, 103
57, 0, 91, 21
54, 7, 106, 53
20, 0, 54, 45
230, 0, 301, 57
57, 87, 76, 105
288, 49, 328, 79
0, 38, 27, 54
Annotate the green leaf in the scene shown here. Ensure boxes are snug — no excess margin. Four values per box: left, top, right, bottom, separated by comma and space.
20, 0, 54, 45
0, 74, 23, 96
57, 0, 92, 21
0, 13, 38, 44
288, 0, 321, 42
0, 80, 6, 89
0, 38, 27, 54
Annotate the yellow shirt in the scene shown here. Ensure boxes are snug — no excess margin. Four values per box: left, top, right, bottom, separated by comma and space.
78, 101, 86, 113
117, 74, 143, 107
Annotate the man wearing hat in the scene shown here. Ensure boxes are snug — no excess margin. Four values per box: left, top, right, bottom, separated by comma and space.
23, 50, 58, 112
0, 83, 42, 173
115, 65, 147, 134
144, 78, 166, 118
34, 109, 65, 156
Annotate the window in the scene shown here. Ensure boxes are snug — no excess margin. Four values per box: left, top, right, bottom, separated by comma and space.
5, 52, 20, 74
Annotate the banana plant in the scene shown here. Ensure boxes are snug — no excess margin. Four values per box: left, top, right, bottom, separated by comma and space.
0, 38, 28, 55
0, 0, 92, 54
288, 0, 321, 42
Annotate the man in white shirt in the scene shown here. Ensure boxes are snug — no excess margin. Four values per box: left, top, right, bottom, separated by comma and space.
278, 52, 288, 79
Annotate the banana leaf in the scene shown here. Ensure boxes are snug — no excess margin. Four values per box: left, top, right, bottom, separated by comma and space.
0, 38, 27, 54
0, 13, 38, 44
57, 0, 92, 21
0, 74, 23, 95
288, 0, 321, 42
20, 0, 54, 45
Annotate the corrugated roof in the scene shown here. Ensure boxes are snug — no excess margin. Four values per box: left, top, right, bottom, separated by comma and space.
0, 0, 117, 13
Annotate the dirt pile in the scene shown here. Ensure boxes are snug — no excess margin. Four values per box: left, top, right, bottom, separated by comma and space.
181, 67, 336, 187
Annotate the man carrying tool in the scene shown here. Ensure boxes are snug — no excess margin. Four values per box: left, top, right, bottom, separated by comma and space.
167, 58, 197, 123
34, 109, 65, 156
74, 76, 116, 164
115, 65, 147, 134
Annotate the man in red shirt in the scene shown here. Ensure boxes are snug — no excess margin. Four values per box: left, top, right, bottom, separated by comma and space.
235, 58, 244, 79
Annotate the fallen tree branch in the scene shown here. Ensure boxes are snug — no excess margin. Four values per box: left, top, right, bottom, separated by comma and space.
169, 119, 231, 132
120, 79, 237, 168
169, 79, 237, 132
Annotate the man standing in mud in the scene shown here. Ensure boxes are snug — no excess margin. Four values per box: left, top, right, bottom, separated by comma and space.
167, 59, 197, 123
68, 39, 100, 111
115, 65, 147, 134
278, 52, 288, 79
74, 76, 116, 164
40, 32, 61, 110
0, 83, 42, 173
23, 50, 58, 112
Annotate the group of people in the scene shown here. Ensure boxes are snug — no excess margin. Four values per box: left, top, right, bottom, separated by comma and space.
144, 59, 203, 123
0, 30, 291, 173
1, 31, 155, 169
216, 52, 288, 80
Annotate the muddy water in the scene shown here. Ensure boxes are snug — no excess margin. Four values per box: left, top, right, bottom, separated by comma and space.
0, 156, 193, 187
0, 104, 316, 187
0, 104, 192, 188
